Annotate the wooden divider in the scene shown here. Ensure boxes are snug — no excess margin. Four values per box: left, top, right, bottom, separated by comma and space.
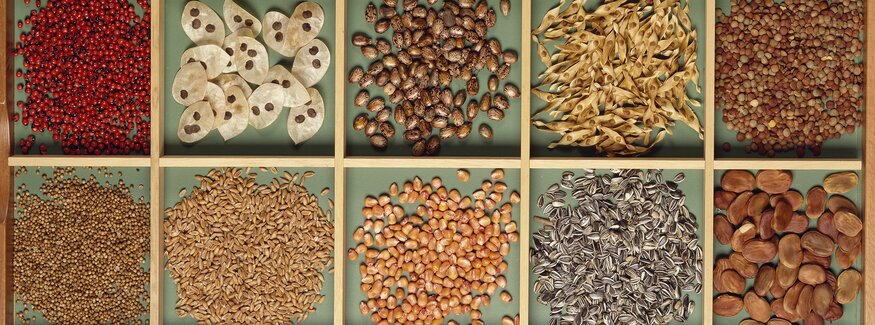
0, 1, 872, 324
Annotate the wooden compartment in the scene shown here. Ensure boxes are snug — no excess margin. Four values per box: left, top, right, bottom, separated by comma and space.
0, 1, 872, 325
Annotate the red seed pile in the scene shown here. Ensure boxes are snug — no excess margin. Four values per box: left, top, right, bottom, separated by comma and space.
16, 0, 151, 155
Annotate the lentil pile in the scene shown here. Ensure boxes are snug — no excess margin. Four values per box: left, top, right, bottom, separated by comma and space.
532, 0, 703, 156
531, 169, 703, 324
14, 167, 149, 324
713, 170, 862, 323
349, 169, 521, 324
716, 0, 864, 157
349, 0, 520, 155
164, 168, 333, 324
16, 0, 151, 155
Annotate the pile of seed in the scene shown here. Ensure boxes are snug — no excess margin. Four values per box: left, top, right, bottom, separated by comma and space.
349, 169, 520, 324
713, 170, 862, 323
716, 0, 864, 157
531, 0, 703, 156
164, 168, 333, 324
16, 0, 151, 155
14, 167, 149, 324
531, 169, 702, 324
349, 0, 519, 155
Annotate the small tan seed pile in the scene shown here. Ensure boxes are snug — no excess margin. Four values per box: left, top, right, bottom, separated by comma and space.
14, 167, 149, 324
349, 169, 520, 324
716, 0, 864, 157
532, 0, 703, 156
165, 168, 333, 324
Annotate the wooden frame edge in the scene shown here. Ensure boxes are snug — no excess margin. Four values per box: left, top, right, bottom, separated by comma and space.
703, 0, 716, 323
530, 157, 706, 170
150, 0, 165, 323
1, 0, 12, 323
333, 0, 347, 323
519, 0, 531, 322
864, 0, 873, 322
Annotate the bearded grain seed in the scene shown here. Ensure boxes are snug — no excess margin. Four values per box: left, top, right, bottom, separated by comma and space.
352, 173, 519, 324
164, 168, 333, 324
533, 169, 702, 324
533, 0, 702, 156
14, 167, 149, 324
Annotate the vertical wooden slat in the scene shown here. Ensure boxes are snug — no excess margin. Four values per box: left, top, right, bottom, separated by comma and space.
518, 0, 531, 323
703, 1, 716, 324
150, 0, 165, 323
333, 0, 347, 324
0, 0, 13, 323
864, 0, 874, 322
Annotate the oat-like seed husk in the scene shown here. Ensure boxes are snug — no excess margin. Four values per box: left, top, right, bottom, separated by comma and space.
532, 0, 703, 156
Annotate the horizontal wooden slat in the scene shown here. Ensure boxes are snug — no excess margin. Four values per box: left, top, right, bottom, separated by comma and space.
344, 157, 521, 169
159, 156, 335, 168
8, 156, 152, 167
713, 159, 863, 171
530, 157, 706, 170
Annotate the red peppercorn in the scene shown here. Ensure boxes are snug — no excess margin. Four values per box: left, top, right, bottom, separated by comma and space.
17, 21, 23, 28
35, 0, 40, 7
24, 0, 30, 5
38, 143, 47, 155
17, 0, 151, 155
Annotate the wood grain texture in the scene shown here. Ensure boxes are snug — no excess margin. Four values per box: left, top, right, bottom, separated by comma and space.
8, 156, 151, 167
703, 0, 715, 323
159, 156, 334, 167
518, 0, 531, 323
864, 0, 874, 322
713, 159, 862, 170
150, 0, 164, 323
531, 157, 706, 170
333, 0, 346, 323
0, 0, 12, 323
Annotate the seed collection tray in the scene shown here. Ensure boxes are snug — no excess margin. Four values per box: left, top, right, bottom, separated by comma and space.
0, 1, 873, 325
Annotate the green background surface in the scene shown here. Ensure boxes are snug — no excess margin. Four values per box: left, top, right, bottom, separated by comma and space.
712, 169, 863, 325
344, 168, 521, 324
163, 0, 337, 156
529, 169, 705, 325
345, 0, 523, 157
12, 1, 150, 155
713, 0, 864, 159
530, 1, 707, 158
162, 167, 335, 324
13, 167, 152, 325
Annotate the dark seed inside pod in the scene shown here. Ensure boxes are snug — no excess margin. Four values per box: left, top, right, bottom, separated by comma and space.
191, 19, 201, 29
309, 46, 319, 55
234, 15, 243, 23
224, 111, 232, 120
312, 59, 321, 69
190, 8, 200, 17
275, 33, 284, 42
240, 43, 248, 51
303, 23, 312, 32
193, 112, 201, 120
303, 10, 313, 19
307, 108, 317, 118
180, 90, 188, 99
282, 80, 291, 88
190, 125, 201, 133
272, 21, 282, 30
227, 95, 236, 103
245, 61, 254, 70
225, 47, 234, 56
244, 19, 253, 27
205, 24, 215, 33
247, 49, 257, 57
265, 103, 275, 112
251, 106, 260, 115
295, 115, 306, 123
